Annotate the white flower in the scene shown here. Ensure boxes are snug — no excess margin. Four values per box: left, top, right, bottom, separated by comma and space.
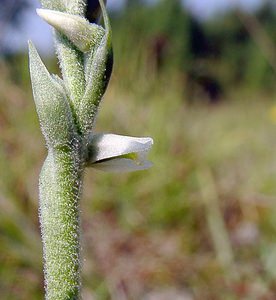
36, 8, 105, 52
87, 133, 153, 172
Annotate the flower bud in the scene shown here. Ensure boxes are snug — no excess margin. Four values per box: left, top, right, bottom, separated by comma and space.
37, 8, 105, 52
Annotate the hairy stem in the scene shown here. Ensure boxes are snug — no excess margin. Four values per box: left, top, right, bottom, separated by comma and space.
39, 145, 84, 300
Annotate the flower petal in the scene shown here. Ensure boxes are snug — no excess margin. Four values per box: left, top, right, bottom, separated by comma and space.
87, 133, 153, 163
92, 158, 153, 172
36, 8, 105, 52
86, 133, 153, 172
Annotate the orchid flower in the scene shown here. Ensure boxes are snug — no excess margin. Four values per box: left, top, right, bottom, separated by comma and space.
36, 9, 105, 52
87, 133, 153, 172
29, 0, 153, 299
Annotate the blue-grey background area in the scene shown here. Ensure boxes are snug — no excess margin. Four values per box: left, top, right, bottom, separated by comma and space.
0, 0, 270, 55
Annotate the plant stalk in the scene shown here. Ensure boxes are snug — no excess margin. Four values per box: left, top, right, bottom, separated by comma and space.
39, 144, 84, 299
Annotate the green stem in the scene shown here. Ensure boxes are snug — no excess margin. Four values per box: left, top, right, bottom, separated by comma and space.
39, 145, 84, 300
34, 2, 112, 298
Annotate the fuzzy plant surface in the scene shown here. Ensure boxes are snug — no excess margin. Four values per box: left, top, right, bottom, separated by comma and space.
29, 0, 153, 299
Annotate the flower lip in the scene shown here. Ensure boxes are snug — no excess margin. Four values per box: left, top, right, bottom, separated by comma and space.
88, 133, 153, 163
86, 133, 153, 172
91, 156, 153, 172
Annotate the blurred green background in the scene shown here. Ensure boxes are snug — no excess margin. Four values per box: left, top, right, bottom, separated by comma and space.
1, 0, 276, 299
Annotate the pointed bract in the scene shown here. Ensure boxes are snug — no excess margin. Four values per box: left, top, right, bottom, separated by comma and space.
79, 0, 113, 133
29, 41, 76, 148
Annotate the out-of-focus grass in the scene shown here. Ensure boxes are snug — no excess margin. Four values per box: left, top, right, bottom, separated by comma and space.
1, 53, 276, 299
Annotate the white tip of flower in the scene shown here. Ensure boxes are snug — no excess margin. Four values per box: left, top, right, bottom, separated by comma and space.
87, 133, 153, 172
36, 9, 105, 52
